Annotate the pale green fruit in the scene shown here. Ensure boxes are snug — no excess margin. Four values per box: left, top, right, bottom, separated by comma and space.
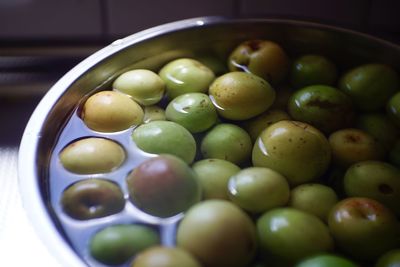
192, 158, 241, 200
289, 183, 338, 222
143, 105, 166, 123
228, 167, 290, 213
177, 200, 257, 267
132, 121, 196, 164
159, 58, 215, 99
209, 72, 276, 120
131, 246, 202, 267
59, 137, 125, 174
252, 120, 331, 186
165, 93, 217, 133
201, 123, 252, 165
82, 90, 143, 132
113, 69, 165, 106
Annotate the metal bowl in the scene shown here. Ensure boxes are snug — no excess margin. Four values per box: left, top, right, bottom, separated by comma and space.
18, 17, 400, 267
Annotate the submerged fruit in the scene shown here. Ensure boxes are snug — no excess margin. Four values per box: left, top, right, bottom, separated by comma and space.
294, 254, 358, 267
201, 123, 252, 165
159, 58, 215, 99
132, 121, 196, 164
143, 105, 166, 123
177, 200, 257, 267
113, 69, 165, 106
257, 208, 334, 263
328, 197, 400, 261
82, 90, 144, 132
253, 120, 331, 186
126, 155, 201, 218
356, 113, 399, 152
192, 158, 241, 200
90, 224, 159, 265
209, 71, 275, 120
228, 167, 290, 213
131, 246, 202, 267
329, 128, 384, 167
290, 54, 337, 88
288, 85, 354, 134
165, 93, 217, 133
61, 179, 125, 220
344, 161, 400, 216
339, 63, 399, 111
228, 39, 289, 85
59, 137, 125, 174
289, 183, 338, 222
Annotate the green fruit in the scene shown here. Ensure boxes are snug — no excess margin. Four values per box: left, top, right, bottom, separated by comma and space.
329, 128, 384, 167
132, 121, 196, 164
159, 58, 215, 99
82, 90, 144, 132
338, 63, 399, 111
113, 69, 165, 106
375, 249, 400, 267
209, 72, 276, 120
356, 113, 399, 152
90, 224, 159, 265
165, 93, 217, 133
126, 155, 201, 218
328, 197, 400, 261
344, 161, 400, 216
59, 137, 125, 174
243, 109, 290, 141
228, 167, 290, 213
295, 254, 359, 267
289, 183, 338, 222
192, 158, 241, 200
131, 246, 202, 267
252, 120, 331, 186
387, 91, 400, 127
143, 105, 166, 123
257, 208, 334, 263
290, 54, 337, 88
228, 39, 290, 85
177, 200, 257, 267
288, 85, 354, 134
61, 179, 125, 220
201, 123, 252, 165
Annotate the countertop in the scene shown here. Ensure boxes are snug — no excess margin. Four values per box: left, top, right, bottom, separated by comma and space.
0, 96, 63, 266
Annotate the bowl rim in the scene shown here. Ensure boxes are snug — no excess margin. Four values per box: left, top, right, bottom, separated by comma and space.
17, 15, 400, 267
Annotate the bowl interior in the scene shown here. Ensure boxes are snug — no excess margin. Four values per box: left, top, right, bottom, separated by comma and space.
19, 17, 400, 267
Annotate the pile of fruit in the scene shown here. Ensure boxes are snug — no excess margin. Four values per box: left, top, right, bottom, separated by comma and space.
55, 39, 400, 267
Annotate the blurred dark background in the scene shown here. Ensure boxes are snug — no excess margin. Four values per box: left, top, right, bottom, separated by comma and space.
0, 0, 399, 146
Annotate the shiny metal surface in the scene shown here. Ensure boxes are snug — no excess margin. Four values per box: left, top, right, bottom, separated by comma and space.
18, 16, 400, 267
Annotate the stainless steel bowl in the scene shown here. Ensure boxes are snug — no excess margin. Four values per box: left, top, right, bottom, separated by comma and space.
18, 16, 400, 267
